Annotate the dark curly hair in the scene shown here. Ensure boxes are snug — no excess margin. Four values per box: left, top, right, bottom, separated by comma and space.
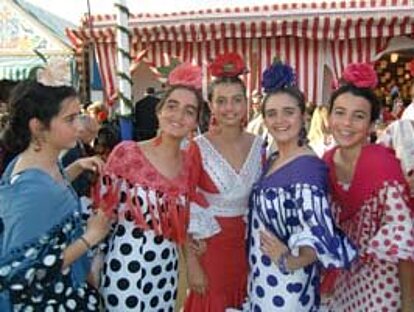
0, 80, 77, 154
328, 84, 381, 122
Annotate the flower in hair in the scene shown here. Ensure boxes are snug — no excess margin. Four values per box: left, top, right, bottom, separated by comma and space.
342, 63, 378, 89
262, 58, 296, 93
168, 62, 202, 90
209, 52, 246, 78
36, 58, 72, 87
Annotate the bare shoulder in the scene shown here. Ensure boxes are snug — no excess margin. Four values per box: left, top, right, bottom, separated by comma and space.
137, 140, 155, 158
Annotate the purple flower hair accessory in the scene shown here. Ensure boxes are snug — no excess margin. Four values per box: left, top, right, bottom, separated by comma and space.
261, 58, 296, 93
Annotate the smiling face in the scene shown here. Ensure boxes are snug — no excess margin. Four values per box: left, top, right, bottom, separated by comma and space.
157, 87, 199, 139
263, 92, 304, 148
210, 82, 247, 128
329, 92, 372, 150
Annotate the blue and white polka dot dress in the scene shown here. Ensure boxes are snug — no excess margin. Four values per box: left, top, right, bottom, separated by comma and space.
245, 156, 356, 312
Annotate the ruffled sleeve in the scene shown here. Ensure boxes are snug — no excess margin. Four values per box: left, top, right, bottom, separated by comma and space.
188, 202, 221, 240
186, 141, 220, 239
365, 183, 414, 263
287, 184, 357, 269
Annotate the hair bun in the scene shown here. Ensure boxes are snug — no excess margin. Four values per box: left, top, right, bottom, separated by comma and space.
261, 57, 296, 93
209, 52, 247, 78
342, 63, 378, 89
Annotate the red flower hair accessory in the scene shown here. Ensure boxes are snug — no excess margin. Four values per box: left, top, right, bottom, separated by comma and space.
343, 63, 378, 89
209, 52, 246, 78
97, 111, 108, 123
168, 62, 202, 90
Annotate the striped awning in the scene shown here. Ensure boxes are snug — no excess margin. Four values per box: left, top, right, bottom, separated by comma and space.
0, 56, 45, 80
66, 0, 414, 105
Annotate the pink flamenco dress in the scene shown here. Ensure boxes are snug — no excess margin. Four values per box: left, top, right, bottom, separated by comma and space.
184, 135, 262, 312
322, 144, 414, 311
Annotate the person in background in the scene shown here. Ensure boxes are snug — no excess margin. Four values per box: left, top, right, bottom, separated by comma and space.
401, 80, 414, 121
249, 90, 263, 120
0, 80, 110, 311
307, 105, 335, 157
184, 52, 262, 312
93, 124, 120, 162
242, 59, 355, 312
0, 80, 19, 175
322, 63, 414, 312
61, 115, 99, 198
134, 87, 160, 141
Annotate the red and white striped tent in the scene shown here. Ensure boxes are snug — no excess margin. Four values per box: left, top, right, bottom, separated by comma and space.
67, 0, 414, 106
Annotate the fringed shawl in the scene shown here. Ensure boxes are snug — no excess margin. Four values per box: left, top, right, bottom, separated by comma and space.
91, 141, 193, 245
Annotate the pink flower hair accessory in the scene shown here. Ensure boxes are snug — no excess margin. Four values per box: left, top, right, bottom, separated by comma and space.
342, 63, 378, 89
168, 62, 202, 90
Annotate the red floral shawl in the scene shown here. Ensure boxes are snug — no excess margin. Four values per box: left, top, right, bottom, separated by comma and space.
321, 144, 411, 294
91, 141, 194, 245
323, 144, 411, 223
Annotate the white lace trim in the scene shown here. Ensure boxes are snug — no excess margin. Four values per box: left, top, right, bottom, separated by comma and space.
188, 135, 262, 238
188, 203, 221, 240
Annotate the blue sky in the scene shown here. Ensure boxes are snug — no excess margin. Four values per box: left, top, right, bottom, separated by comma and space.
25, 0, 319, 24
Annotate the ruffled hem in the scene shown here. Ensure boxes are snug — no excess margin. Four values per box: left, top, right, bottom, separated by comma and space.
188, 203, 221, 240
184, 288, 245, 312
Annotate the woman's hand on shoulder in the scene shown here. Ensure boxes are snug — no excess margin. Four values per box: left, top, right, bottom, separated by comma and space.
75, 155, 105, 174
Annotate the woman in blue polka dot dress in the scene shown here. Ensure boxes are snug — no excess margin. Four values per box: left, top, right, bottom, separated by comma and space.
0, 81, 110, 311
242, 60, 357, 312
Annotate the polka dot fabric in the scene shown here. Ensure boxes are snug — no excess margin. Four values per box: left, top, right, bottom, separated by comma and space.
0, 213, 101, 311
102, 221, 178, 312
325, 183, 414, 311
98, 142, 190, 311
244, 182, 356, 311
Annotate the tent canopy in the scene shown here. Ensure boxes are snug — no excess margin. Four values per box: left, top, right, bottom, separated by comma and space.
67, 0, 414, 105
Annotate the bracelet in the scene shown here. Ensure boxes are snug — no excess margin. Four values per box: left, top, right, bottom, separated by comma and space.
277, 251, 292, 274
79, 236, 92, 250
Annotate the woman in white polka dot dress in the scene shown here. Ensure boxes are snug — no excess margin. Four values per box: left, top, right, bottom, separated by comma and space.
241, 60, 356, 312
0, 81, 110, 311
322, 63, 414, 311
93, 63, 204, 312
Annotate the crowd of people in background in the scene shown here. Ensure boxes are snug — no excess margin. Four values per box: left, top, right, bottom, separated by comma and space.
0, 52, 413, 312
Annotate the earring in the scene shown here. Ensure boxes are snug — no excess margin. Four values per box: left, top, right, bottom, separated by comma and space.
32, 136, 42, 152
152, 131, 163, 146
188, 129, 195, 141
240, 113, 248, 129
297, 126, 308, 147
208, 113, 220, 135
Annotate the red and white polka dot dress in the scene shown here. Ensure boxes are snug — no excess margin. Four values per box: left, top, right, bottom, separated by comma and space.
326, 182, 414, 312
